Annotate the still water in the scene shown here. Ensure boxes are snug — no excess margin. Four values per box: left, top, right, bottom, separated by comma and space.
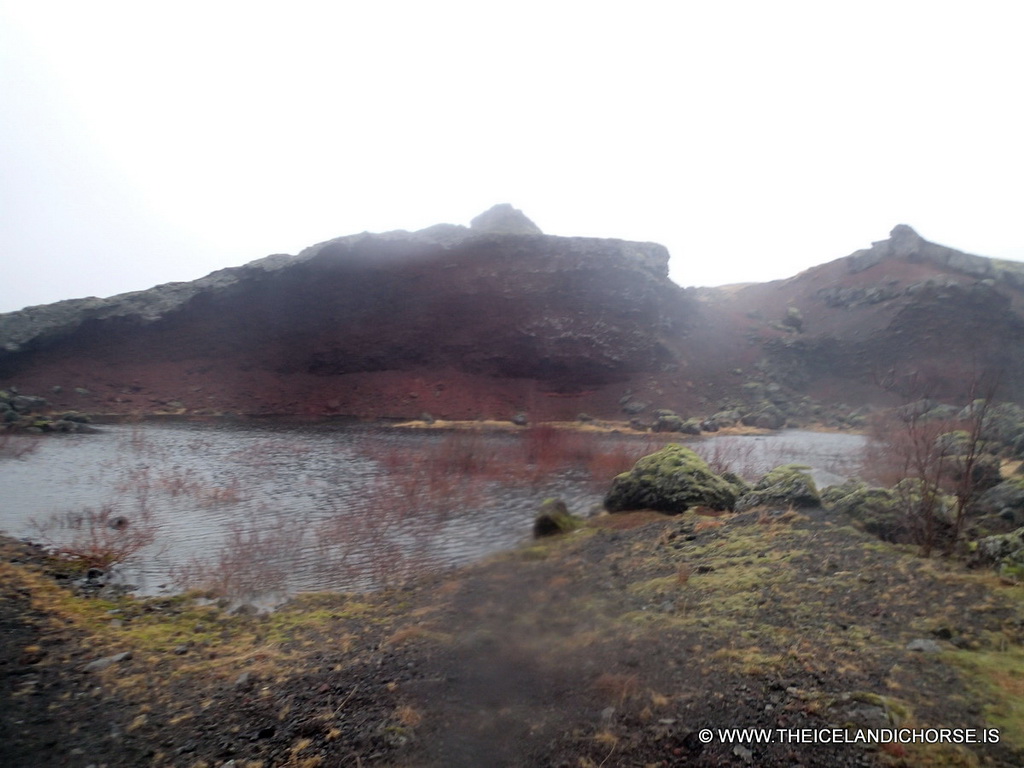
1, 422, 865, 601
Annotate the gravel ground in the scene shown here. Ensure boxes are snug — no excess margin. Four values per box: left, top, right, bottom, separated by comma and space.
2, 508, 1023, 767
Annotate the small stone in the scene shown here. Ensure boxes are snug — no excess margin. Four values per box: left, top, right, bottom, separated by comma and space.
173, 645, 188, 655
733, 744, 754, 762
906, 638, 942, 653
533, 498, 582, 538
83, 651, 132, 672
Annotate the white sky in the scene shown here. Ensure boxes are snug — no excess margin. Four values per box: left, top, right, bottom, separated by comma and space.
2, 1, 1023, 313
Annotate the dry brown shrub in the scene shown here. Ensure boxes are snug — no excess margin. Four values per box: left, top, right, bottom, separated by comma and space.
30, 501, 158, 569
694, 519, 724, 533
0, 430, 41, 460
676, 564, 692, 585
173, 511, 305, 599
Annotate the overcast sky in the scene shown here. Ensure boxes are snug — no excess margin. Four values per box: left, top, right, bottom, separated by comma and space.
2, 1, 1023, 313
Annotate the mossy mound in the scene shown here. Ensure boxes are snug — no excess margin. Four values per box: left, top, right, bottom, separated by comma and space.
736, 464, 820, 512
972, 527, 1024, 582
822, 480, 902, 538
604, 444, 738, 514
975, 477, 1024, 519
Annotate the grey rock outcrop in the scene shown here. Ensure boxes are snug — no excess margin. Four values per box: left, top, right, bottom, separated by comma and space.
847, 224, 1024, 287
469, 204, 543, 235
0, 207, 672, 359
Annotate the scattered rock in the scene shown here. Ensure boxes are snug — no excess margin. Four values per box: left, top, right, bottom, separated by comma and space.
653, 411, 683, 433
906, 638, 943, 653
736, 465, 820, 512
533, 498, 582, 538
975, 478, 1024, 517
622, 400, 649, 416
82, 651, 133, 672
733, 744, 754, 763
234, 672, 253, 688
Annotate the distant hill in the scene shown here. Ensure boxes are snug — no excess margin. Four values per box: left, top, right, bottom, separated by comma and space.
2, 208, 1021, 423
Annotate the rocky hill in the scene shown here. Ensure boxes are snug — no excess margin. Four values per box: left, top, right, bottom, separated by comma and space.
717, 224, 1024, 412
1, 208, 1022, 423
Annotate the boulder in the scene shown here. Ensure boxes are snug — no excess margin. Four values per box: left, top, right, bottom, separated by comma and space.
952, 453, 1004, 495
680, 418, 703, 435
533, 498, 582, 537
621, 400, 649, 416
822, 480, 901, 538
737, 465, 820, 512
975, 478, 1024, 517
782, 306, 804, 332
604, 444, 739, 514
741, 402, 786, 430
10, 394, 48, 413
710, 409, 740, 428
971, 527, 1024, 582
652, 412, 683, 433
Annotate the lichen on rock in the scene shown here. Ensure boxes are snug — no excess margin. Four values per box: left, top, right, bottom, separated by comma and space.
736, 464, 820, 512
604, 444, 738, 514
972, 527, 1024, 582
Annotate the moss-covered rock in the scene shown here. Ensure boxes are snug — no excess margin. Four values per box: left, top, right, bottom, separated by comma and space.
680, 418, 703, 435
971, 527, 1024, 582
652, 412, 684, 433
533, 498, 583, 537
822, 480, 897, 516
822, 480, 902, 538
736, 464, 820, 512
975, 478, 1024, 518
604, 444, 737, 514
740, 402, 786, 430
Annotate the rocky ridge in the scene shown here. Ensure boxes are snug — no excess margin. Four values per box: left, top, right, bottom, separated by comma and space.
1, 214, 1023, 422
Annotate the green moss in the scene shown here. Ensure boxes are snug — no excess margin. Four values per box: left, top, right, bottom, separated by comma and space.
848, 691, 912, 726
604, 444, 738, 514
627, 575, 681, 598
534, 498, 583, 537
946, 646, 1024, 750
737, 464, 820, 511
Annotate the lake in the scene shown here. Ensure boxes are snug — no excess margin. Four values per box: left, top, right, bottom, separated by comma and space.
1, 422, 866, 603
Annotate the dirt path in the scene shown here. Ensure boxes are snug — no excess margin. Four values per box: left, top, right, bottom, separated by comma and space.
2, 509, 1023, 767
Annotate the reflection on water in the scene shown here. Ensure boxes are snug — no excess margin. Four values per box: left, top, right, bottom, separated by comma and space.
1, 422, 865, 600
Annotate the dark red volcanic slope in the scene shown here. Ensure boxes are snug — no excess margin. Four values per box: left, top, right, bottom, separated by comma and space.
0, 212, 708, 420
2, 215, 1022, 421
715, 225, 1024, 406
